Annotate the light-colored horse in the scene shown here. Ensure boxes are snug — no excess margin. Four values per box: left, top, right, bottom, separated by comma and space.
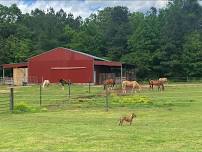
122, 80, 141, 93
42, 80, 50, 88
159, 77, 168, 83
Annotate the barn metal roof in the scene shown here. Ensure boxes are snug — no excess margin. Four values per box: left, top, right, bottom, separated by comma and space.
61, 47, 109, 61
2, 48, 124, 69
94, 61, 122, 67
28, 47, 109, 61
2, 62, 28, 69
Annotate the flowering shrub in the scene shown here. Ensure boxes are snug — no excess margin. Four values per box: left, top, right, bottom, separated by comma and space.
111, 94, 152, 104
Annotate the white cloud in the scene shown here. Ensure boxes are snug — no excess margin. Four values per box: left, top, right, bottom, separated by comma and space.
0, 0, 169, 18
86, 0, 168, 12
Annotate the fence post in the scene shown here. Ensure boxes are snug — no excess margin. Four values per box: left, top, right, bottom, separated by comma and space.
186, 76, 189, 82
68, 84, 71, 98
88, 81, 91, 93
67, 80, 71, 101
40, 85, 42, 106
105, 86, 109, 112
9, 88, 14, 112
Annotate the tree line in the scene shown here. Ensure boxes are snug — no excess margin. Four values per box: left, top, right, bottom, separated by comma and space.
0, 0, 202, 79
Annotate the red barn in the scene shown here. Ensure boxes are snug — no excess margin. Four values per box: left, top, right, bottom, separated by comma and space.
2, 47, 128, 85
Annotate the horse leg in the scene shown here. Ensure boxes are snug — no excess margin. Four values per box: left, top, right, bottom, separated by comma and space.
119, 120, 123, 126
122, 84, 126, 94
123, 88, 126, 94
110, 85, 113, 90
134, 88, 137, 93
130, 121, 132, 125
131, 87, 133, 94
42, 82, 45, 88
158, 85, 160, 91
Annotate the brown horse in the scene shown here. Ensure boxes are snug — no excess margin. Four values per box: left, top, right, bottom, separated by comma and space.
122, 80, 141, 93
149, 80, 164, 91
103, 79, 115, 90
59, 79, 71, 90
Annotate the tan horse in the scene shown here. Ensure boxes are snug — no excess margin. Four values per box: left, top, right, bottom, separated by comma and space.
159, 77, 168, 83
122, 80, 141, 93
149, 80, 164, 91
119, 113, 136, 126
42, 80, 50, 88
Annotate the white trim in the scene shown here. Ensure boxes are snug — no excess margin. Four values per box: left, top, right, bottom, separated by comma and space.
51, 67, 86, 70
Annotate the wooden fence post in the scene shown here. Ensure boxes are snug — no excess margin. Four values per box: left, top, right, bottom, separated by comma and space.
89, 81, 91, 93
40, 85, 42, 106
105, 86, 109, 112
186, 76, 189, 82
68, 80, 71, 101
9, 88, 14, 112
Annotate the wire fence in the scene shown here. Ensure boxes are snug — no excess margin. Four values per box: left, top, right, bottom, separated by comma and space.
0, 83, 108, 112
0, 90, 10, 113
139, 76, 202, 83
1, 81, 202, 113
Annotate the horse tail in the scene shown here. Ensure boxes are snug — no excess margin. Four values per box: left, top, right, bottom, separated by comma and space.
149, 80, 153, 89
149, 80, 151, 87
113, 79, 116, 87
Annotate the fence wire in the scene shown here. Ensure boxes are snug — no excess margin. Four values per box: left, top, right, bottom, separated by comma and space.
1, 82, 202, 113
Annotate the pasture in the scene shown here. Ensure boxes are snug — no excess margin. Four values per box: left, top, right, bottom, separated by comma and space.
0, 83, 202, 151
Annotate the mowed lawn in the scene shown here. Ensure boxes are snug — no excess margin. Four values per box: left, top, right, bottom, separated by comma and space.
0, 83, 202, 152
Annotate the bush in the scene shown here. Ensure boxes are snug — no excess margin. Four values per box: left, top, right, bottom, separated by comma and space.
111, 94, 152, 104
14, 103, 32, 113
14, 103, 48, 113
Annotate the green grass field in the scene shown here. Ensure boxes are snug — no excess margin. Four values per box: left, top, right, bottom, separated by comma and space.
0, 83, 202, 152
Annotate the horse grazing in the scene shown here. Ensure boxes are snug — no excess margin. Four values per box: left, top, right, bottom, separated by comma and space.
122, 80, 141, 93
159, 77, 168, 83
103, 79, 115, 90
59, 79, 71, 90
149, 80, 164, 91
42, 80, 50, 88
119, 113, 136, 126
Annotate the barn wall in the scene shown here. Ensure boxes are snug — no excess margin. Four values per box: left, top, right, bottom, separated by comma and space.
28, 48, 94, 83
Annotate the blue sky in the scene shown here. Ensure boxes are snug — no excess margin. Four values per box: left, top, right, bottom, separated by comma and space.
23, 0, 36, 5
0, 0, 169, 18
